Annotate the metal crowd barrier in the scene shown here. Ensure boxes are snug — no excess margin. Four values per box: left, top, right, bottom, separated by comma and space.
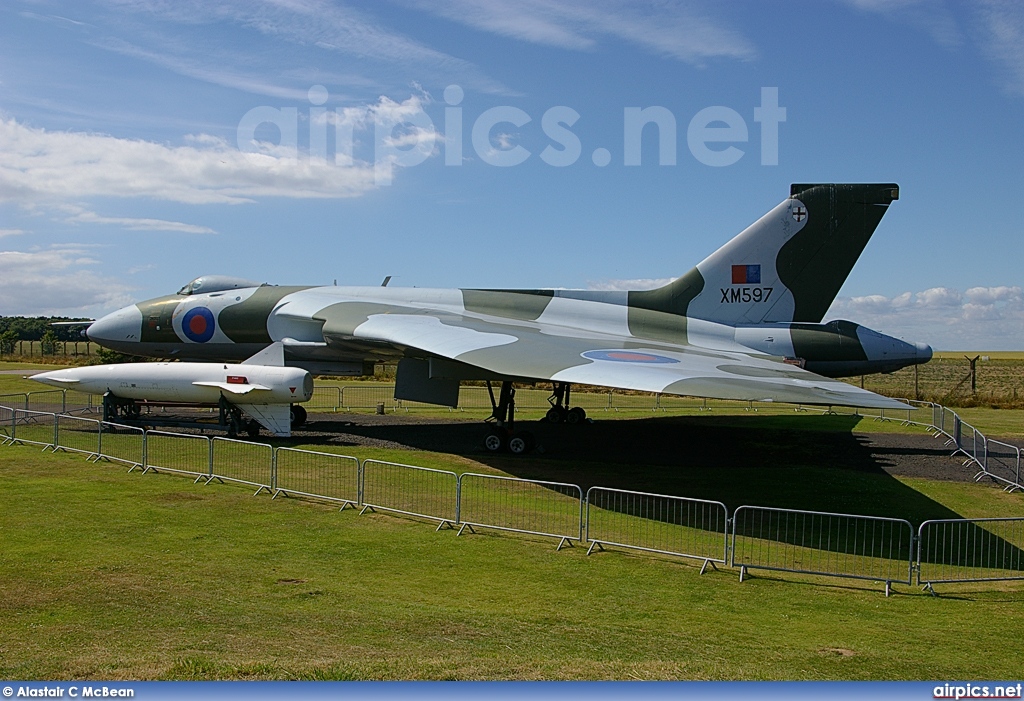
982, 440, 1022, 492
360, 459, 458, 528
917, 517, 1024, 592
142, 430, 211, 479
97, 422, 145, 468
585, 487, 728, 571
53, 413, 102, 459
10, 409, 56, 448
457, 473, 583, 549
0, 405, 15, 444
208, 437, 273, 494
731, 506, 915, 595
274, 447, 360, 507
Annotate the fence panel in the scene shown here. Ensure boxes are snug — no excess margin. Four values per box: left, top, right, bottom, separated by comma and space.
0, 394, 28, 411
307, 386, 341, 413
63, 390, 97, 415
731, 506, 914, 593
274, 447, 360, 506
361, 459, 458, 526
98, 422, 145, 467
918, 518, 1024, 587
55, 414, 101, 458
26, 390, 66, 414
982, 440, 1022, 491
458, 473, 582, 547
585, 487, 728, 565
144, 431, 211, 478
0, 405, 14, 444
11, 409, 56, 448
210, 437, 273, 493
340, 385, 399, 410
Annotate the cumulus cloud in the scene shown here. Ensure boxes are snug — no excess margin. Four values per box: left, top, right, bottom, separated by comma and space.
60, 206, 217, 234
0, 117, 375, 205
0, 95, 437, 208
828, 286, 1024, 350
0, 246, 135, 316
974, 0, 1024, 96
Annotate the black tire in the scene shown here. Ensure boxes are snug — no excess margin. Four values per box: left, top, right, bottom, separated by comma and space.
546, 407, 566, 424
290, 404, 307, 428
483, 430, 506, 452
567, 407, 586, 424
508, 432, 530, 455
246, 420, 261, 438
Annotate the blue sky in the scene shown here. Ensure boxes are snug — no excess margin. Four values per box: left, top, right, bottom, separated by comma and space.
1, 0, 1023, 349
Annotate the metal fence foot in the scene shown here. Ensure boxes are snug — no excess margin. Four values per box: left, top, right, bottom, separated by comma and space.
339, 501, 356, 511
699, 559, 718, 575
556, 536, 574, 550
359, 505, 375, 515
739, 565, 747, 582
922, 582, 937, 597
885, 581, 892, 597
457, 523, 474, 536
253, 485, 271, 497
586, 541, 604, 556
435, 520, 455, 532
272, 489, 285, 500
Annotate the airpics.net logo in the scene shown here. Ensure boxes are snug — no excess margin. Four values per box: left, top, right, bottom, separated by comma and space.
236, 85, 787, 185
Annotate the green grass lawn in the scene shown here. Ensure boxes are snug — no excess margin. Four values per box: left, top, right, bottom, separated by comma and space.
2, 442, 1024, 680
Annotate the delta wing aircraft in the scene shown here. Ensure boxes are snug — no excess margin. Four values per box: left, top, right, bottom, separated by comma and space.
87, 183, 931, 453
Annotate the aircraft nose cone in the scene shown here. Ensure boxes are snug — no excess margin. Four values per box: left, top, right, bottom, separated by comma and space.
87, 305, 143, 345
915, 342, 933, 362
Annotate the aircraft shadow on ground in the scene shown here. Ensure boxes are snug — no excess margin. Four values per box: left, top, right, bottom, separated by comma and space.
295, 413, 1023, 565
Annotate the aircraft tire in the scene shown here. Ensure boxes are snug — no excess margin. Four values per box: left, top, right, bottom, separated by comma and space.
567, 407, 586, 424
546, 407, 566, 424
246, 420, 261, 439
483, 430, 506, 452
508, 431, 534, 455
291, 405, 308, 428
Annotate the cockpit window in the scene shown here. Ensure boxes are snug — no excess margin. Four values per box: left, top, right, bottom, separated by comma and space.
176, 276, 263, 296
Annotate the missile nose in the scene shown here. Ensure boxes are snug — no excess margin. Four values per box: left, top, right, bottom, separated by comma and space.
87, 305, 143, 345
915, 342, 933, 362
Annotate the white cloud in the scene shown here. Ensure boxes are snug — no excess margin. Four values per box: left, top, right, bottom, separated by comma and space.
95, 0, 508, 94
61, 207, 217, 235
0, 104, 426, 206
975, 0, 1024, 96
840, 0, 962, 48
587, 277, 675, 291
828, 286, 1024, 350
0, 229, 24, 238
401, 0, 756, 63
0, 246, 135, 316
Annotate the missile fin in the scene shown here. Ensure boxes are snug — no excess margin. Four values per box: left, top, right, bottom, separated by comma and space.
242, 342, 285, 367
236, 403, 291, 437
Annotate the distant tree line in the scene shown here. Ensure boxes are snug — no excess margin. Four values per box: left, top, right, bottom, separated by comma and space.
0, 316, 90, 356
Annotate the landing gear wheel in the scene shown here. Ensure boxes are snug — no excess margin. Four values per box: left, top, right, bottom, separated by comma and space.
566, 407, 587, 425
246, 420, 261, 439
290, 405, 307, 428
483, 430, 507, 453
508, 430, 535, 455
546, 406, 567, 424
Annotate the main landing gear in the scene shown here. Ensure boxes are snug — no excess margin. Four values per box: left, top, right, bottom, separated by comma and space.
545, 382, 587, 425
483, 381, 536, 455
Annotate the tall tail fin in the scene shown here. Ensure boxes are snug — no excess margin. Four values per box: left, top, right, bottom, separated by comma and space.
628, 183, 899, 324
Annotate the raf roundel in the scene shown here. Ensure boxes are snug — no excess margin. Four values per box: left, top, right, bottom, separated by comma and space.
581, 350, 680, 364
181, 306, 216, 343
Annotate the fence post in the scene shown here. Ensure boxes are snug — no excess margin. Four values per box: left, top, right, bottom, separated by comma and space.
61, 390, 67, 414
357, 458, 364, 506
207, 437, 214, 479
455, 473, 462, 525
97, 419, 103, 458
271, 448, 278, 490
